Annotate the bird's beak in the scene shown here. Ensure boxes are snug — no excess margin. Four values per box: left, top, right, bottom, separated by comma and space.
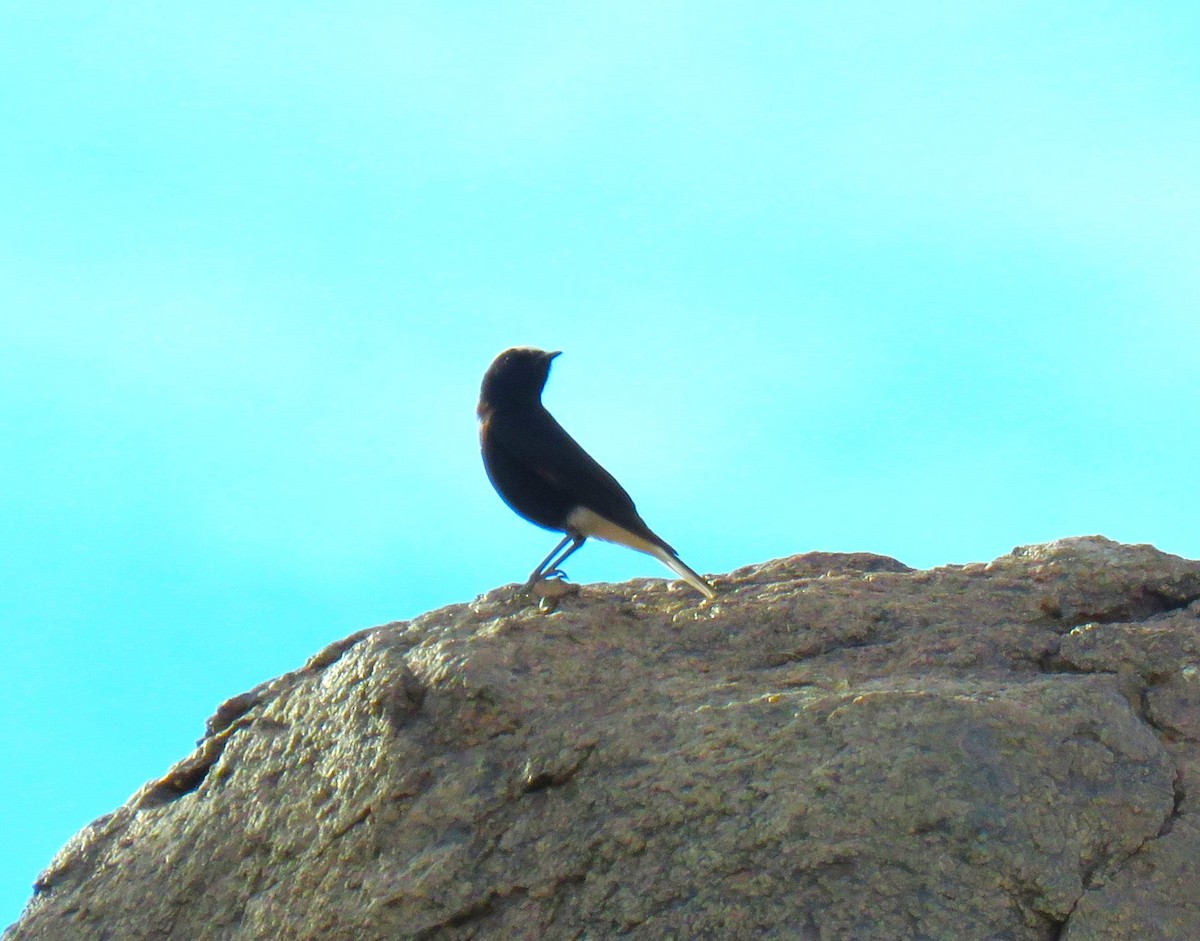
547, 350, 562, 360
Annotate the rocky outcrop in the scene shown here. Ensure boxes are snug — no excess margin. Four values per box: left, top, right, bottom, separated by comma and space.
7, 536, 1200, 941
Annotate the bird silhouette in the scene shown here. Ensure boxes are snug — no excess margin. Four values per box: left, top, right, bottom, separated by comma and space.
477, 346, 715, 600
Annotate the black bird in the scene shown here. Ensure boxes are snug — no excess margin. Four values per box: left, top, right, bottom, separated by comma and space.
477, 346, 716, 600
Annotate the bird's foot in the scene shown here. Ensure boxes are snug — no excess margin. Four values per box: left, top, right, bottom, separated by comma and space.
515, 573, 579, 611
520, 567, 570, 592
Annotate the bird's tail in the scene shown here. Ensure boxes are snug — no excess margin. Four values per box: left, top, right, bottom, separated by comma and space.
565, 506, 716, 600
648, 544, 717, 601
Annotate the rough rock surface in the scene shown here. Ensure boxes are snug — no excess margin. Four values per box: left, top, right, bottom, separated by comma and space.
7, 536, 1200, 941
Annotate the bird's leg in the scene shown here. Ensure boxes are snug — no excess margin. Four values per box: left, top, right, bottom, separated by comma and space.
526, 534, 586, 586
541, 535, 587, 580
528, 535, 573, 583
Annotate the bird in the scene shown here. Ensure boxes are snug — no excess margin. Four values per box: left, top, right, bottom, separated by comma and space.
477, 346, 716, 600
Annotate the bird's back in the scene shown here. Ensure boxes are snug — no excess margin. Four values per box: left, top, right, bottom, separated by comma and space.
481, 403, 672, 553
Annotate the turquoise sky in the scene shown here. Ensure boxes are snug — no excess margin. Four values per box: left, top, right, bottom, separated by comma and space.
3, 2, 1198, 925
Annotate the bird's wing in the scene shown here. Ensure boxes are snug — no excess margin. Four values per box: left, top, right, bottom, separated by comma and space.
494, 406, 671, 550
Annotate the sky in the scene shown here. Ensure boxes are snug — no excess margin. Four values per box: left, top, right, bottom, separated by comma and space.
3, 0, 1199, 927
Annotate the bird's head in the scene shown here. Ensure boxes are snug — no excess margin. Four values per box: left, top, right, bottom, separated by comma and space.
478, 347, 561, 411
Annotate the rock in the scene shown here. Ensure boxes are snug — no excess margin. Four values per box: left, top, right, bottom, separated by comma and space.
6, 535, 1200, 941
